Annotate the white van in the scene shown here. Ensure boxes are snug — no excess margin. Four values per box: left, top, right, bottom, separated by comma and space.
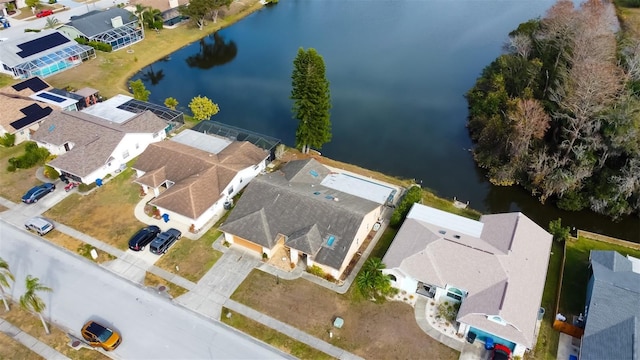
25, 217, 54, 236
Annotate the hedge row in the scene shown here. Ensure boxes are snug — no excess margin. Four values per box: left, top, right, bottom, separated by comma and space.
75, 37, 112, 52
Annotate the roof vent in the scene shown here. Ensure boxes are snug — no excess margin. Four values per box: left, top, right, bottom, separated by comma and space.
333, 197, 339, 202
325, 195, 333, 200
313, 191, 320, 195
438, 230, 446, 235
309, 170, 319, 177
48, 124, 55, 132
111, 16, 123, 28
453, 234, 461, 239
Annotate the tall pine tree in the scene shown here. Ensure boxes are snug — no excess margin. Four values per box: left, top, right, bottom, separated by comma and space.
290, 48, 332, 154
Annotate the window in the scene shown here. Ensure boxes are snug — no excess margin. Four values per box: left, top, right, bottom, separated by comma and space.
388, 274, 397, 282
135, 143, 139, 149
447, 292, 462, 302
228, 186, 233, 195
487, 315, 507, 325
153, 131, 160, 138
122, 150, 129, 159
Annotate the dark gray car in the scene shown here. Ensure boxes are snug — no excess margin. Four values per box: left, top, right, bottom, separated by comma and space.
149, 228, 181, 254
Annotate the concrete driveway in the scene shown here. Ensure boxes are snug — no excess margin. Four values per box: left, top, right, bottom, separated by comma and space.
0, 219, 289, 359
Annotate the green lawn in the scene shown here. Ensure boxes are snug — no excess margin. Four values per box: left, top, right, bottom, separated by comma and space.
531, 241, 563, 360
560, 236, 640, 315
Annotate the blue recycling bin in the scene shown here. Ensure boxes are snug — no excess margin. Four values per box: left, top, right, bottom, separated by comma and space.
484, 337, 494, 350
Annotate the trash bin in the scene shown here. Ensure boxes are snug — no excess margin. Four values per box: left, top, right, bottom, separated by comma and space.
484, 337, 494, 350
466, 332, 476, 344
538, 307, 545, 321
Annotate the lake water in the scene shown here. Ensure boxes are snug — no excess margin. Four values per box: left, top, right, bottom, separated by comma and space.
131, 0, 639, 241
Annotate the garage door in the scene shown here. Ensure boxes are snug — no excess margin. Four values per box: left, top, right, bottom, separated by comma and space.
232, 236, 263, 254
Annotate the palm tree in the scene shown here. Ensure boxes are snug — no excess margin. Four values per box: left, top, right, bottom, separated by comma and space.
355, 257, 395, 301
143, 8, 163, 29
44, 17, 60, 29
20, 276, 53, 334
0, 257, 15, 312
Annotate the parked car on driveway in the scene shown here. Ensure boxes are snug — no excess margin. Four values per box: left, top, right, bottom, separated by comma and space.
491, 344, 511, 360
81, 320, 122, 351
21, 183, 55, 204
150, 228, 181, 254
24, 217, 54, 236
128, 225, 160, 251
36, 9, 53, 18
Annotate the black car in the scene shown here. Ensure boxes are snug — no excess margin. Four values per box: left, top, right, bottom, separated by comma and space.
21, 183, 55, 204
128, 225, 161, 251
150, 228, 182, 254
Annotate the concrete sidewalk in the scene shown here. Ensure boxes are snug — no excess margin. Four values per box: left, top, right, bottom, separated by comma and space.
0, 194, 371, 360
0, 318, 70, 360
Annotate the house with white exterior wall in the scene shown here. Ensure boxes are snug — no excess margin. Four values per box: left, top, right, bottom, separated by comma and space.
220, 159, 396, 279
382, 203, 552, 358
32, 110, 166, 184
132, 130, 269, 232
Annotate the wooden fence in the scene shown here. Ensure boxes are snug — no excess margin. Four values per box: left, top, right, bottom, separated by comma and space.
577, 230, 640, 250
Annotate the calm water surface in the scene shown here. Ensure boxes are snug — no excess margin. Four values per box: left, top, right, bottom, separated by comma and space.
132, 0, 640, 241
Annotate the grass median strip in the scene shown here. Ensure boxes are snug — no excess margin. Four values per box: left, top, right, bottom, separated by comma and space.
45, 231, 116, 263
0, 302, 110, 360
144, 272, 188, 298
221, 307, 335, 360
0, 331, 43, 360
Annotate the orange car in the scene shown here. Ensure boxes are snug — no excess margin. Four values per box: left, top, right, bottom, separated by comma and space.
81, 321, 122, 351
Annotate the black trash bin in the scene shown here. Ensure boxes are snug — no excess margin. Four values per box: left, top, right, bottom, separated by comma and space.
466, 332, 476, 344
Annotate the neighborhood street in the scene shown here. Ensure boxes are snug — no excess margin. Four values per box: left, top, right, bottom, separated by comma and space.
0, 219, 289, 359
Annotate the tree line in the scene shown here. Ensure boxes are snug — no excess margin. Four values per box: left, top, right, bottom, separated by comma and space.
466, 0, 640, 219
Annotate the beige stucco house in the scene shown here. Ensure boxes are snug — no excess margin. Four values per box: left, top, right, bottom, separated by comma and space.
382, 203, 552, 357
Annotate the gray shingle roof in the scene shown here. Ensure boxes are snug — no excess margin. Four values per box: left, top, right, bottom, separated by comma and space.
67, 8, 138, 38
32, 110, 165, 178
220, 159, 380, 270
581, 251, 640, 360
382, 204, 552, 348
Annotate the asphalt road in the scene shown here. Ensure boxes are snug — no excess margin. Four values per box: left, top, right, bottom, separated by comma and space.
0, 219, 288, 359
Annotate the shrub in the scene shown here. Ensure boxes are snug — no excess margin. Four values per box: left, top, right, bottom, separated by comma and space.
307, 265, 325, 277
0, 133, 16, 147
78, 182, 97, 192
43, 165, 60, 179
75, 37, 112, 52
8, 142, 50, 169
549, 218, 570, 243
48, 0, 56, 4
390, 185, 422, 227
24, 28, 42, 33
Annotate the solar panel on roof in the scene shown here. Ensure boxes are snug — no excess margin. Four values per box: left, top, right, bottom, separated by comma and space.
9, 104, 52, 129
12, 77, 49, 93
37, 92, 67, 103
17, 32, 70, 59
49, 88, 84, 101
